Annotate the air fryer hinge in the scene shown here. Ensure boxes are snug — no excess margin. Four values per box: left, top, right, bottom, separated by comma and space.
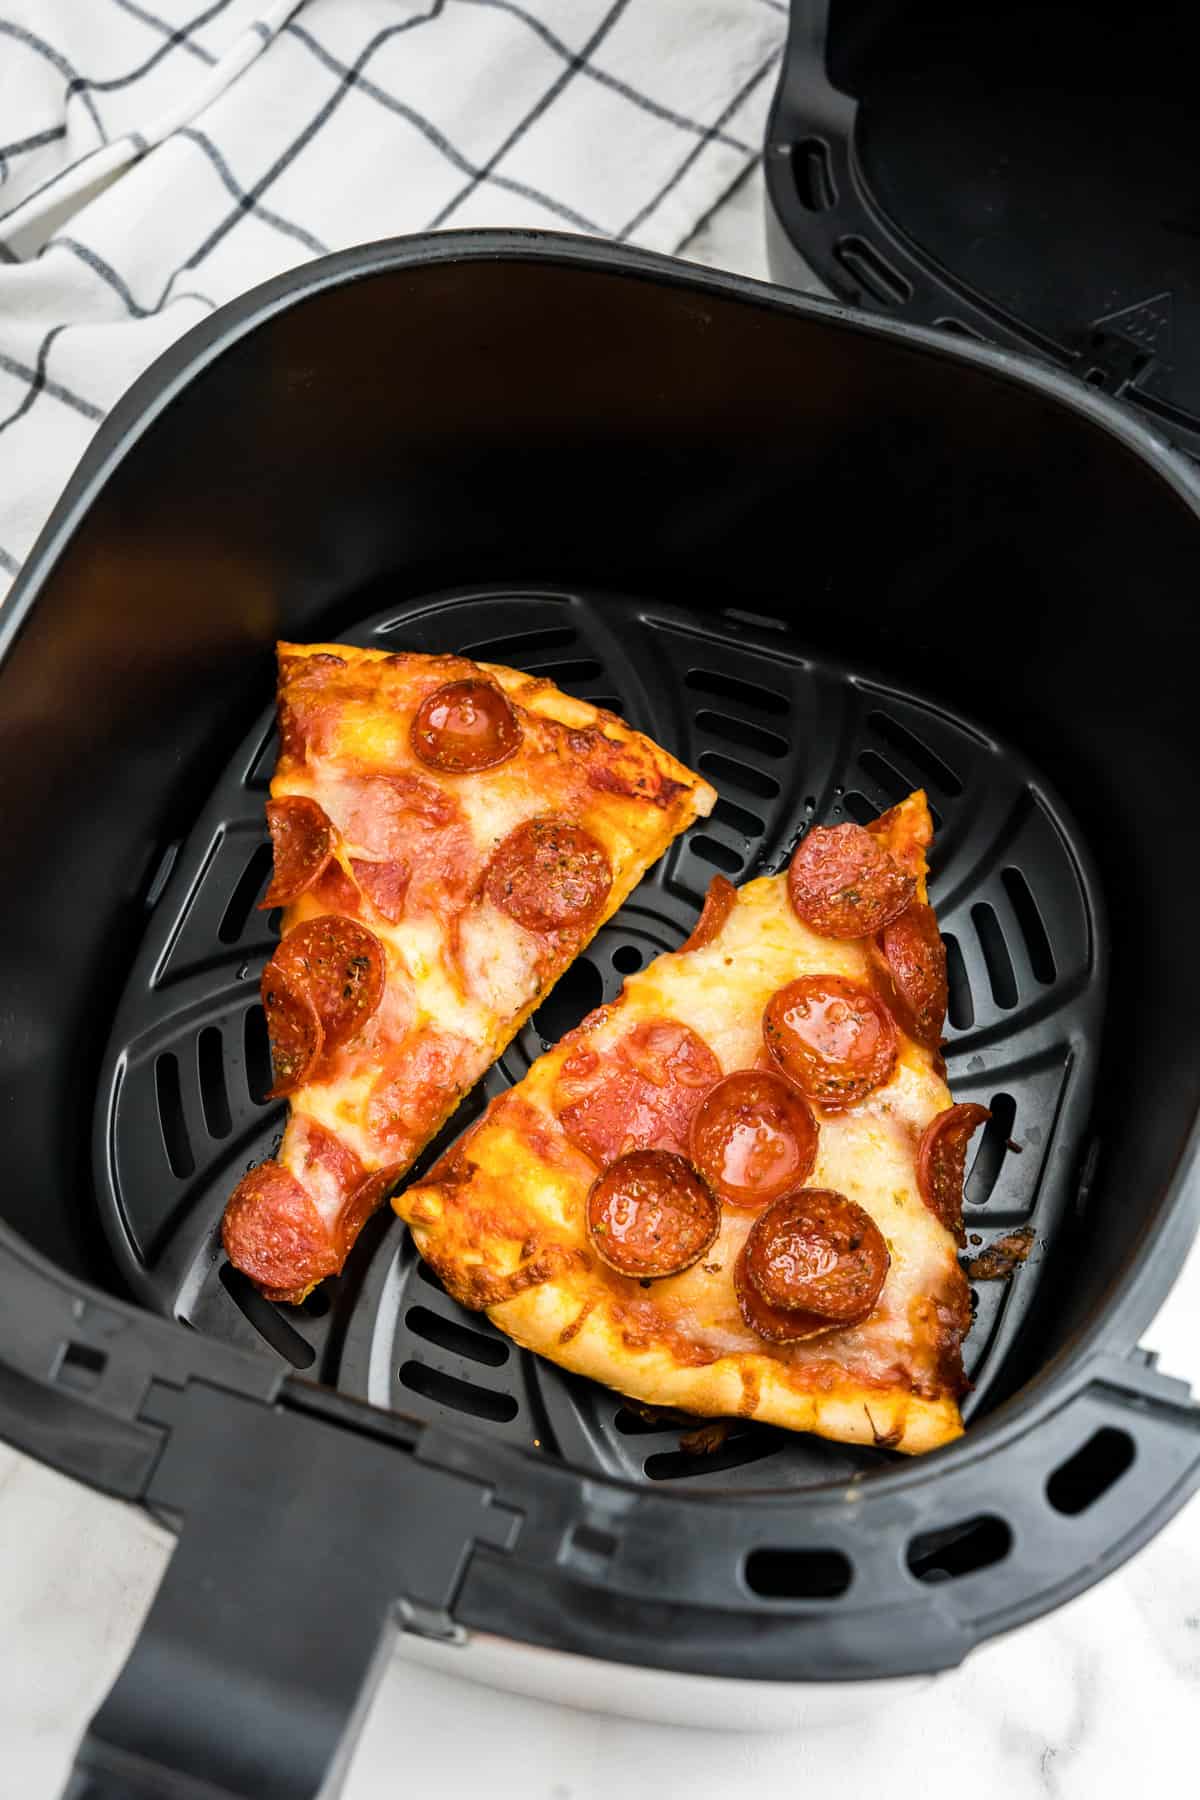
68, 1379, 520, 1800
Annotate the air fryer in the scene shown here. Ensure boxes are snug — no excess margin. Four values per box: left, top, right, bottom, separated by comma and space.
0, 235, 1197, 1800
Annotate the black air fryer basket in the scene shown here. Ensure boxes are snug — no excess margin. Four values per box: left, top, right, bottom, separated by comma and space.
1, 234, 1198, 1800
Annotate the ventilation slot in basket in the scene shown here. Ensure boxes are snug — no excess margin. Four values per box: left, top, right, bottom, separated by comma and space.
906, 1515, 1012, 1582
219, 1264, 316, 1369
712, 795, 766, 838
858, 748, 921, 809
843, 791, 878, 825
458, 624, 575, 661
154, 1052, 194, 1178
695, 710, 789, 760
690, 835, 744, 875
405, 1305, 510, 1367
1046, 1427, 1135, 1516
243, 1005, 274, 1106
965, 1094, 1018, 1207
744, 1547, 851, 1599
684, 669, 790, 715
197, 1025, 231, 1139
698, 750, 781, 800
943, 933, 974, 1030
972, 902, 1018, 1008
218, 841, 273, 945
868, 711, 964, 796
529, 657, 604, 684
398, 1360, 519, 1423
1003, 867, 1057, 984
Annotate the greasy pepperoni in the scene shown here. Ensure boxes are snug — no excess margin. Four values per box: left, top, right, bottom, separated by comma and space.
743, 1190, 889, 1321
763, 975, 897, 1108
271, 915, 386, 1052
788, 822, 915, 939
365, 1032, 475, 1154
878, 902, 947, 1048
412, 678, 522, 772
917, 1103, 991, 1242
689, 1070, 818, 1209
350, 857, 411, 923
586, 1150, 720, 1279
262, 796, 335, 906
222, 1161, 338, 1298
484, 817, 612, 934
556, 1020, 722, 1165
681, 874, 737, 952
733, 1250, 838, 1343
261, 966, 324, 1097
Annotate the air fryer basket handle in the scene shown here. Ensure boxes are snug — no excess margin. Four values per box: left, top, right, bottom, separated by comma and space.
56, 1354, 1199, 1799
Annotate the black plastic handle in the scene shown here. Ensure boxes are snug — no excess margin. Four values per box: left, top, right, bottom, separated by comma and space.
54, 1350, 1198, 1799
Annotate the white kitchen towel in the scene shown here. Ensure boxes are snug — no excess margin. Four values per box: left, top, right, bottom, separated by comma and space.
0, 0, 786, 597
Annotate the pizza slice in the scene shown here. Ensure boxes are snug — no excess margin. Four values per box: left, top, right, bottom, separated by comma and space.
221, 642, 716, 1301
397, 791, 984, 1455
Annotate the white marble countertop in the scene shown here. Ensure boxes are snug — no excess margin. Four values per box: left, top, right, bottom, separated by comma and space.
4, 170, 1199, 1798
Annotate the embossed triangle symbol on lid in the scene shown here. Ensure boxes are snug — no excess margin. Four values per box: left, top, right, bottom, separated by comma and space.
1089, 292, 1174, 363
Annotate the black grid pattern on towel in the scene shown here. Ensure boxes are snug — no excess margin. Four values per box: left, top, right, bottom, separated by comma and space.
0, 0, 783, 579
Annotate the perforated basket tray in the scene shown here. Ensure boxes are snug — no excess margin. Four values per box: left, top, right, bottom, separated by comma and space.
94, 582, 1105, 1491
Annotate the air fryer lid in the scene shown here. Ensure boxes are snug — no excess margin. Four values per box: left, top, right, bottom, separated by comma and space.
0, 236, 1197, 1800
765, 1, 1200, 456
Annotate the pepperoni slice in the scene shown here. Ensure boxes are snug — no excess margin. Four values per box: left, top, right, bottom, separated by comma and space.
261, 965, 324, 1097
917, 1103, 991, 1241
788, 822, 916, 940
262, 796, 335, 906
681, 874, 737, 952
222, 1161, 339, 1298
556, 1020, 722, 1165
734, 1251, 838, 1343
412, 678, 522, 772
743, 1189, 889, 1322
350, 857, 411, 923
689, 1070, 818, 1208
271, 915, 386, 1052
878, 902, 947, 1048
586, 1150, 720, 1279
763, 975, 897, 1108
484, 817, 612, 934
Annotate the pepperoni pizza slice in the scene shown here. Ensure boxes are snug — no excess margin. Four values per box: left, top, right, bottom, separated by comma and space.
222, 643, 716, 1302
398, 791, 983, 1455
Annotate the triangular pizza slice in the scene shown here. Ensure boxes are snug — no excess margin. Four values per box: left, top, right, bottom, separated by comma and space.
222, 643, 716, 1301
397, 792, 984, 1454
